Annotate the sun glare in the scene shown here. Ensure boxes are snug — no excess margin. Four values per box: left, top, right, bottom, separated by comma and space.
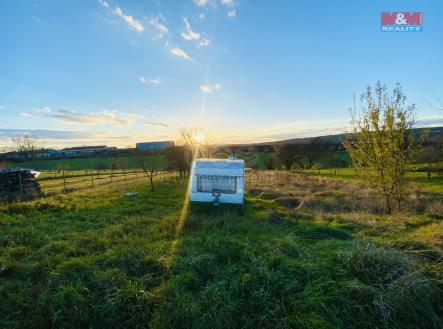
193, 131, 206, 143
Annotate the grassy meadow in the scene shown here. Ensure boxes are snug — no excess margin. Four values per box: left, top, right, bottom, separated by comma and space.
4, 150, 345, 172
0, 171, 442, 328
5, 155, 167, 171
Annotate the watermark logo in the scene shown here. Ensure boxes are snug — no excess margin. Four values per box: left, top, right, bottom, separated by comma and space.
381, 12, 423, 32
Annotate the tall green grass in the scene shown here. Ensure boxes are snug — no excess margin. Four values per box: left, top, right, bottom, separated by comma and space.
0, 176, 441, 328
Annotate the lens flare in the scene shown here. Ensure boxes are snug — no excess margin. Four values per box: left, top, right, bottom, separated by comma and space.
194, 131, 206, 143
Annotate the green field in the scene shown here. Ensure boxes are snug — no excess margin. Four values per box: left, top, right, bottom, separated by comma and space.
5, 155, 167, 171
0, 172, 442, 328
5, 152, 273, 171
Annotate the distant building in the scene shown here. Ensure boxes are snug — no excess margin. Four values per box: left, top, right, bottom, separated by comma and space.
45, 149, 60, 157
136, 141, 173, 151
62, 145, 117, 155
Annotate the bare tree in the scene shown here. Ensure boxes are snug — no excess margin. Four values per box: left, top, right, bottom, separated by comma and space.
11, 135, 39, 159
178, 127, 214, 161
137, 156, 161, 190
343, 82, 420, 214
0, 145, 13, 153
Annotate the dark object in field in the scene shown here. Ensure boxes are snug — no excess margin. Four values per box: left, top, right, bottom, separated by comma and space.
267, 209, 283, 224
0, 169, 42, 199
276, 196, 300, 208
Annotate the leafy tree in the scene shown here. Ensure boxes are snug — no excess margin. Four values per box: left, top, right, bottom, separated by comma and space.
416, 134, 443, 177
343, 82, 420, 214
264, 156, 277, 170
165, 145, 190, 178
274, 144, 297, 170
301, 137, 327, 169
323, 156, 349, 168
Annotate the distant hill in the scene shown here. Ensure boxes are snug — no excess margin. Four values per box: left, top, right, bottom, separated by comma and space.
219, 126, 443, 149
267, 126, 443, 145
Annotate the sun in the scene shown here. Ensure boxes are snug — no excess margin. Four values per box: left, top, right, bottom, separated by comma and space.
193, 131, 206, 144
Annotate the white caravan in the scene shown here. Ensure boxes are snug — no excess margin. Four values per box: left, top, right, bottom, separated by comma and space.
189, 158, 245, 213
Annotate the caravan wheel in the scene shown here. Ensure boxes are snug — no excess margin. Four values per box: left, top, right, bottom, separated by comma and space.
238, 201, 245, 216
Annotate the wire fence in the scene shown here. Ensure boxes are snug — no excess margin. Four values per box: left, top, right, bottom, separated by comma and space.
38, 170, 181, 194
36, 168, 441, 196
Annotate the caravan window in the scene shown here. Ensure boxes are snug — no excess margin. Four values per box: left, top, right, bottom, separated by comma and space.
197, 175, 237, 194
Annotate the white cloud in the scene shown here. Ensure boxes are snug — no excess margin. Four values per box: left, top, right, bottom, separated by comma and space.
415, 116, 443, 127
35, 106, 52, 113
221, 0, 235, 7
195, 0, 210, 7
0, 128, 103, 142
181, 17, 200, 41
20, 108, 142, 126
98, 0, 109, 8
200, 83, 221, 93
198, 38, 210, 47
140, 76, 161, 84
149, 16, 169, 38
114, 6, 144, 32
170, 46, 192, 61
199, 13, 206, 19
228, 9, 236, 17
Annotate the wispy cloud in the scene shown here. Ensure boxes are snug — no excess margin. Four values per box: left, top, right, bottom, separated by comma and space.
221, 0, 235, 7
149, 16, 169, 38
0, 106, 5, 110
415, 116, 443, 127
194, 0, 238, 17
200, 83, 221, 93
221, 0, 237, 17
170, 46, 192, 61
144, 121, 169, 128
98, 0, 109, 8
114, 6, 144, 32
21, 108, 141, 126
198, 38, 210, 47
194, 0, 210, 7
0, 128, 102, 141
98, 1, 144, 32
0, 128, 137, 148
140, 76, 161, 84
35, 106, 51, 113
181, 17, 200, 41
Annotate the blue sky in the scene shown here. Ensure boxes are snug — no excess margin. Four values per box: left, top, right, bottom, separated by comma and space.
0, 0, 442, 148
